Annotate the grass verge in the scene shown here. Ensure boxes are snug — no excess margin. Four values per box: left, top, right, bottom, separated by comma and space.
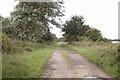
67, 42, 118, 78
61, 50, 72, 65
0, 53, 2, 79
2, 43, 56, 78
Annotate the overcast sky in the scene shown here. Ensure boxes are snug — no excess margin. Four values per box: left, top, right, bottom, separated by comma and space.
0, 0, 119, 39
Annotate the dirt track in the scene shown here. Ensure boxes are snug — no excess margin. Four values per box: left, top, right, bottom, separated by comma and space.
42, 44, 111, 78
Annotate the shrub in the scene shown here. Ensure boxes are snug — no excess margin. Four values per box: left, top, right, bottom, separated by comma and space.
2, 32, 23, 54
1, 32, 51, 54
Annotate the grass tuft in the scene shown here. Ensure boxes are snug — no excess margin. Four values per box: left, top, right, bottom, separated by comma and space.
67, 41, 118, 78
2, 43, 56, 78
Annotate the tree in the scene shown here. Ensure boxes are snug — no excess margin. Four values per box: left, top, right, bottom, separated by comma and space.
62, 15, 88, 42
0, 15, 3, 32
85, 28, 102, 41
2, 17, 12, 34
62, 15, 104, 42
7, 1, 64, 42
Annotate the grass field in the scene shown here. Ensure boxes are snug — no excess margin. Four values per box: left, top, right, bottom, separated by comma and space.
67, 41, 118, 78
0, 53, 2, 79
2, 43, 56, 78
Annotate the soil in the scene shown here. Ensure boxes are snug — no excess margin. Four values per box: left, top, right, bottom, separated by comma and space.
42, 43, 111, 78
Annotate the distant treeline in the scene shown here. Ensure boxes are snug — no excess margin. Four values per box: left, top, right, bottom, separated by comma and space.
110, 39, 120, 41
62, 15, 109, 42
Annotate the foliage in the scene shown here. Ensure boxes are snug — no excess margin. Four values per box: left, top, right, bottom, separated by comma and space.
1, 32, 46, 54
0, 15, 3, 32
2, 43, 56, 78
68, 42, 118, 78
85, 28, 103, 41
2, 32, 19, 54
62, 15, 105, 42
2, 17, 11, 31
62, 15, 90, 42
118, 44, 120, 79
5, 2, 64, 42
0, 15, 3, 21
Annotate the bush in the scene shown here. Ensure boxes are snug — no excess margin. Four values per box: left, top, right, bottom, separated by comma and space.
2, 33, 23, 54
1, 32, 53, 54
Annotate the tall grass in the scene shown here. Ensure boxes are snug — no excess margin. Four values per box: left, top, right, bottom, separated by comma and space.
61, 50, 72, 65
1, 32, 50, 54
0, 53, 2, 79
67, 41, 118, 78
2, 32, 57, 78
2, 43, 56, 78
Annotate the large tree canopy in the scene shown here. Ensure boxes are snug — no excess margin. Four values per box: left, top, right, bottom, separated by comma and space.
5, 1, 64, 42
0, 15, 3, 32
11, 2, 64, 27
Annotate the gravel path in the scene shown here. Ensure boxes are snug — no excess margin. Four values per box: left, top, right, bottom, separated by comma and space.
42, 45, 111, 78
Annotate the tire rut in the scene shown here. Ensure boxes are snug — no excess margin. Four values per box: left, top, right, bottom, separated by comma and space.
63, 47, 111, 78
42, 45, 112, 78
